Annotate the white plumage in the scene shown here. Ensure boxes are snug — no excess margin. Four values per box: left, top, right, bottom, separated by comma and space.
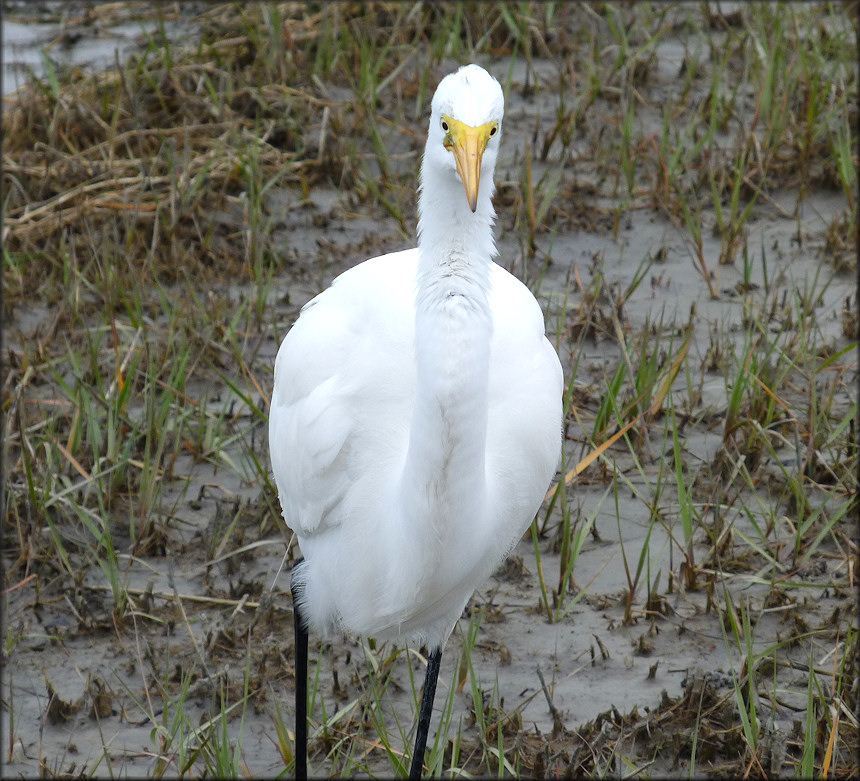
269, 63, 562, 776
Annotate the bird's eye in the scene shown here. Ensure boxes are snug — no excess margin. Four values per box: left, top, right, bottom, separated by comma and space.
441, 119, 449, 133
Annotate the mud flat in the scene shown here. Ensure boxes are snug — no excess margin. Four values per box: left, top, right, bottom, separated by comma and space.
2, 3, 857, 778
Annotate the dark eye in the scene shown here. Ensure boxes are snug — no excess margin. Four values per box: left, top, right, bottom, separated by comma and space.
441, 119, 449, 132
489, 125, 498, 136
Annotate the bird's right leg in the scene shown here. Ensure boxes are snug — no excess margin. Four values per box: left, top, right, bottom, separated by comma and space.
409, 647, 442, 780
291, 564, 308, 780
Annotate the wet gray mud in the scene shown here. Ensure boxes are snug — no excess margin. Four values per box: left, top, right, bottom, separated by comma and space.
2, 3, 857, 778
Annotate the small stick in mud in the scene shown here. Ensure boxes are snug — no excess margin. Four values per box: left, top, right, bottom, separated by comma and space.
536, 665, 565, 737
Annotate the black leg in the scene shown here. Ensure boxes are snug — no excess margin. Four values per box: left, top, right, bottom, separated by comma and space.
409, 647, 442, 780
291, 565, 308, 780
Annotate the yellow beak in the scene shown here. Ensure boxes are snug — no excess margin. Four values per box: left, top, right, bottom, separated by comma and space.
443, 117, 497, 213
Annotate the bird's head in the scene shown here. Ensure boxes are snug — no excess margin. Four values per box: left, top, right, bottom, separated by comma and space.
425, 64, 504, 213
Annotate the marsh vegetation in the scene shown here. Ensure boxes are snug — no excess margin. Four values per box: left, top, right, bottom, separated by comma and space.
2, 2, 857, 777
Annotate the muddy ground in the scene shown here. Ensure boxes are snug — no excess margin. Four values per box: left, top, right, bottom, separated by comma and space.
2, 3, 858, 778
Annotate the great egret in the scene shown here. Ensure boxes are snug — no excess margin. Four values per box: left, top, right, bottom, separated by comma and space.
269, 63, 563, 779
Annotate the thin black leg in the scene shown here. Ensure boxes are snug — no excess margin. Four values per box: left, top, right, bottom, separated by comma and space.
409, 647, 442, 780
291, 566, 308, 780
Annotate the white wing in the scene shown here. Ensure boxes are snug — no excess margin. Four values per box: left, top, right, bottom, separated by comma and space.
486, 263, 563, 525
269, 249, 419, 539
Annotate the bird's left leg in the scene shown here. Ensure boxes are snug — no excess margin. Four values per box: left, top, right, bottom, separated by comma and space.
409, 647, 442, 780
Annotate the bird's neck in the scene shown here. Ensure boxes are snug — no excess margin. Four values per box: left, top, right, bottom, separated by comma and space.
399, 170, 496, 541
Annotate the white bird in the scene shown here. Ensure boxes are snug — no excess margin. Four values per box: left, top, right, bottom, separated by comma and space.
269, 63, 563, 779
